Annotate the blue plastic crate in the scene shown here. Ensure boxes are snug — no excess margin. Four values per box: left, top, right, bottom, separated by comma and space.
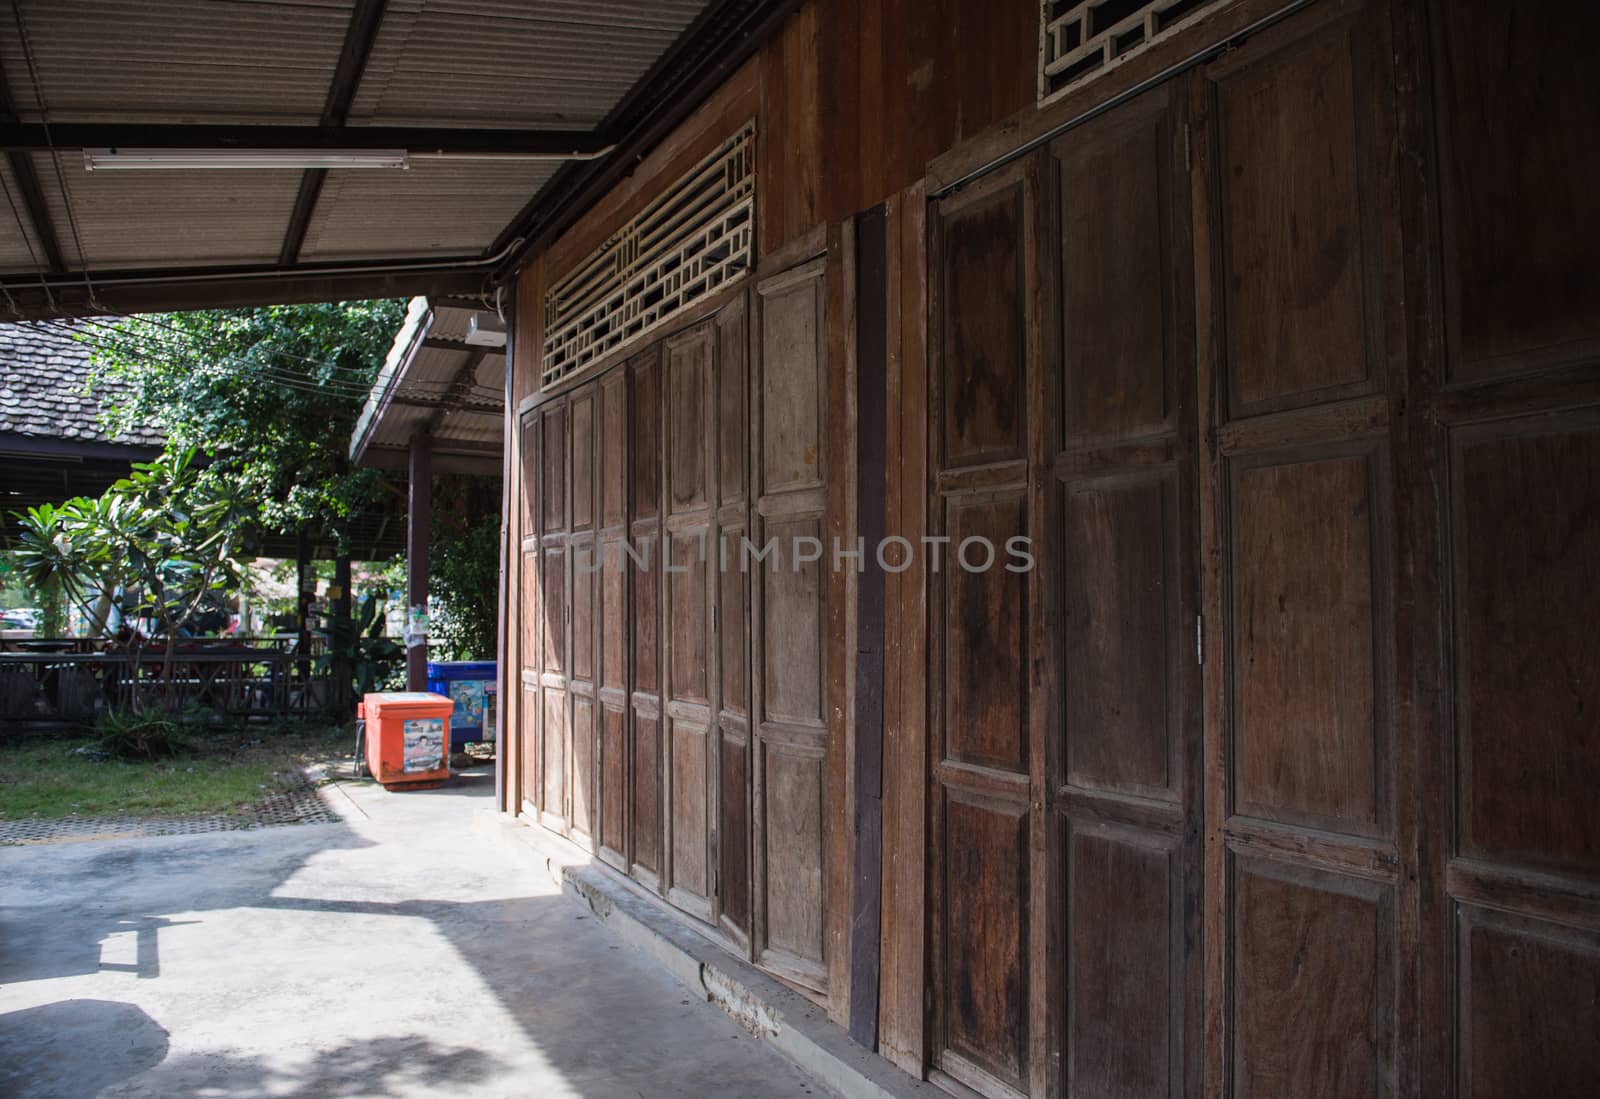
425, 660, 497, 748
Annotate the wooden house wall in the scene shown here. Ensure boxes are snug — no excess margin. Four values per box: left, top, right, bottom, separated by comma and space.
503, 0, 1600, 1093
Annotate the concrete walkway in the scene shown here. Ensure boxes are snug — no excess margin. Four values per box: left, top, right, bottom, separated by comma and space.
0, 768, 827, 1098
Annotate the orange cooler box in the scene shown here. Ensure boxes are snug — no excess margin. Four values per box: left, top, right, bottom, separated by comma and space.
361, 691, 453, 789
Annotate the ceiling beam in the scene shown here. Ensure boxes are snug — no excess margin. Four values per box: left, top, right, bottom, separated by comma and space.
0, 123, 610, 157
0, 259, 486, 319
487, 0, 802, 277
280, 0, 389, 266
0, 54, 66, 272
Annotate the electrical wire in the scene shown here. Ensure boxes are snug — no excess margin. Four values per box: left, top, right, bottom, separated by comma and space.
33, 316, 505, 409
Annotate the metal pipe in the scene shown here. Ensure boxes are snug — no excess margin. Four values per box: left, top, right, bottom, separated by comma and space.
932, 0, 1323, 199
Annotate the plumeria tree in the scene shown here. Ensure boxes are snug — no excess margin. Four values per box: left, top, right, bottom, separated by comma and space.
14, 448, 250, 707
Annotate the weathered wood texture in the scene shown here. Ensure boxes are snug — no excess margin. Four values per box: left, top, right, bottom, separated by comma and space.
502, 0, 1600, 1092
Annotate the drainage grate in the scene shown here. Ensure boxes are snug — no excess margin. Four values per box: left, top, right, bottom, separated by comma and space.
0, 776, 342, 846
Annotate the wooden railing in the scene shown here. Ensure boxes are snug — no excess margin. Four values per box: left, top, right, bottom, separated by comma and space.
0, 636, 331, 726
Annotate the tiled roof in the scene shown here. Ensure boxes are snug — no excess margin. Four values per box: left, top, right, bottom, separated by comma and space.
0, 320, 164, 448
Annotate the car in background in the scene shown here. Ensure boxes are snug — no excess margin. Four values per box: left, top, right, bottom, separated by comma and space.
0, 608, 37, 639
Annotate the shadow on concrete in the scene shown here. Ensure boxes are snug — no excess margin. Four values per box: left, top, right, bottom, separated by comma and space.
0, 770, 817, 1098
0, 999, 169, 1098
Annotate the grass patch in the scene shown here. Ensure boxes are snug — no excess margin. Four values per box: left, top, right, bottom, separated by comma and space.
0, 721, 350, 820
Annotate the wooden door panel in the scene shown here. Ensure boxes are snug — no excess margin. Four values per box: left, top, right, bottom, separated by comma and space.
758, 515, 826, 727
758, 272, 825, 495
930, 158, 1042, 1097
760, 739, 827, 983
1062, 472, 1179, 798
1458, 907, 1600, 1097
717, 295, 748, 503
1452, 417, 1600, 875
667, 326, 712, 515
541, 549, 565, 675
1432, 1, 1600, 376
718, 529, 749, 717
942, 492, 1030, 775
1058, 91, 1174, 444
667, 530, 709, 706
719, 724, 751, 938
601, 373, 627, 528
632, 709, 662, 879
1065, 825, 1177, 1098
571, 546, 595, 683
669, 716, 711, 914
571, 691, 594, 839
542, 403, 566, 531
600, 545, 626, 693
520, 683, 539, 809
631, 547, 659, 695
631, 349, 662, 520
520, 414, 540, 540
1212, 14, 1382, 417
752, 259, 830, 991
940, 186, 1026, 470
1230, 858, 1386, 1099
571, 391, 594, 531
942, 792, 1030, 1089
519, 551, 541, 673
1229, 449, 1386, 834
542, 686, 567, 828
600, 704, 626, 863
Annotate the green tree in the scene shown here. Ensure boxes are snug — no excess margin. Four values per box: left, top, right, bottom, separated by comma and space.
14, 449, 249, 706
86, 301, 405, 550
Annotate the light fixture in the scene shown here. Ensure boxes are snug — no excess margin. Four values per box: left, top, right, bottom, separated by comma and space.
82, 148, 410, 171
464, 313, 507, 348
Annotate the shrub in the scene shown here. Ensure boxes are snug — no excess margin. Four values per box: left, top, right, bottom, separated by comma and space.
94, 709, 188, 761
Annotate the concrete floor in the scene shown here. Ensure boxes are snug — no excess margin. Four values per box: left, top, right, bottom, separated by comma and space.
0, 768, 828, 1099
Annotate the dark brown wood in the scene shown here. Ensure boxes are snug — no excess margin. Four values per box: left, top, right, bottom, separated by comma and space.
715, 294, 754, 948
664, 322, 716, 921
1190, 5, 1407, 1095
849, 203, 887, 1049
630, 347, 665, 885
598, 370, 631, 870
927, 158, 1041, 1098
878, 180, 930, 1078
1430, 0, 1600, 379
752, 255, 832, 995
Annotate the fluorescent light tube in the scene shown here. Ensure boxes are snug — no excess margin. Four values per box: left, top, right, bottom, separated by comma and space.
82, 148, 409, 170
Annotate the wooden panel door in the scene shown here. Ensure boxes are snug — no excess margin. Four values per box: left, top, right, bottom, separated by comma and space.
663, 321, 716, 922
568, 384, 599, 846
1191, 3, 1406, 1093
714, 294, 754, 948
596, 369, 631, 872
539, 397, 570, 834
518, 409, 542, 816
927, 157, 1048, 1098
629, 346, 665, 888
751, 257, 831, 992
1049, 81, 1202, 1099
1422, 3, 1600, 1093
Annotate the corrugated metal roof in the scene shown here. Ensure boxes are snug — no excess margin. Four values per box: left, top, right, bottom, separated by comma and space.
350, 295, 506, 470
350, 0, 707, 126
0, 0, 712, 282
35, 158, 303, 268
0, 160, 49, 273
298, 159, 559, 261
1, 0, 350, 124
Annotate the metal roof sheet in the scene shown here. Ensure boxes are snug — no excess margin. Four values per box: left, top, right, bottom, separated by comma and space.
0, 0, 713, 295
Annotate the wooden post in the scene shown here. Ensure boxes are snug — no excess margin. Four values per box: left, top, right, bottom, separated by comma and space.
332, 534, 353, 715
407, 431, 433, 692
